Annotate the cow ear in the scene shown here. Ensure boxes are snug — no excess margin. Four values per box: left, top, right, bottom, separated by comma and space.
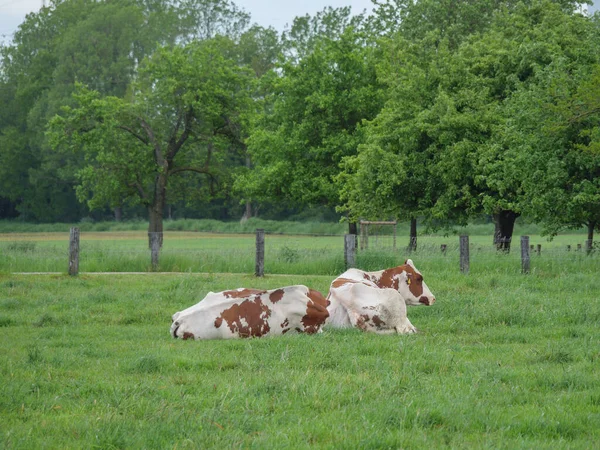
405, 259, 415, 268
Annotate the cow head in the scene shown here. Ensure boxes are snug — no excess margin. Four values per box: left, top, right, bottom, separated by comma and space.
383, 259, 436, 306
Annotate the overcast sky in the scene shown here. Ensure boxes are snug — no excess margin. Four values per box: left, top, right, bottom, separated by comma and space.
0, 0, 375, 45
1, 0, 599, 46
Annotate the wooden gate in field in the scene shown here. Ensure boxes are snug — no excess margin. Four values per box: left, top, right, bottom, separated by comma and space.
359, 220, 397, 251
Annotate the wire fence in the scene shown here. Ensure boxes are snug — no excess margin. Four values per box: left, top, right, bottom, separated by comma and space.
1, 228, 598, 276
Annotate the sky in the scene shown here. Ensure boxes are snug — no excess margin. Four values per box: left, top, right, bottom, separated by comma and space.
0, 0, 375, 45
1, 0, 599, 45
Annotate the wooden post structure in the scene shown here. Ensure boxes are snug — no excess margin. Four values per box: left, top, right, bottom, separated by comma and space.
459, 235, 469, 274
360, 222, 368, 250
345, 234, 356, 270
536, 244, 541, 255
255, 229, 265, 277
521, 236, 530, 274
567, 245, 571, 252
149, 232, 162, 271
68, 227, 80, 276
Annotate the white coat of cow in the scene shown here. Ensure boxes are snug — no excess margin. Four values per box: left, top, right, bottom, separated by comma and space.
171, 285, 329, 340
326, 259, 435, 334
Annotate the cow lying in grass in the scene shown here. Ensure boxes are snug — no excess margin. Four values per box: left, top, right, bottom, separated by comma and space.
170, 285, 329, 340
326, 259, 435, 334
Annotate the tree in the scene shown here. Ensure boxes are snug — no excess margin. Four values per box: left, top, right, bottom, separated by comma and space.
236, 8, 383, 233
48, 38, 254, 242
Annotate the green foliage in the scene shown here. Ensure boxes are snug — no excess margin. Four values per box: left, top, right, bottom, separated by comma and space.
237, 15, 384, 212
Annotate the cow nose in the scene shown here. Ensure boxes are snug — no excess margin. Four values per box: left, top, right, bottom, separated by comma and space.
419, 296, 435, 306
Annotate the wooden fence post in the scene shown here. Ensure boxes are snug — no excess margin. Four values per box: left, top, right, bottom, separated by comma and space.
345, 234, 356, 269
459, 235, 469, 274
149, 232, 162, 271
536, 244, 541, 255
255, 229, 265, 277
521, 236, 530, 274
68, 227, 80, 276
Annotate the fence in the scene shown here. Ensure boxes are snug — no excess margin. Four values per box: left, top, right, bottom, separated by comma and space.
2, 227, 593, 276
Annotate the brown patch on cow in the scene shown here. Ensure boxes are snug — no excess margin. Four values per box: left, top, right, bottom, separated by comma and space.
377, 265, 424, 297
331, 278, 355, 289
356, 314, 369, 331
223, 288, 265, 299
281, 318, 289, 328
214, 317, 223, 328
219, 297, 272, 338
371, 315, 386, 329
301, 289, 330, 334
269, 289, 285, 303
182, 332, 195, 340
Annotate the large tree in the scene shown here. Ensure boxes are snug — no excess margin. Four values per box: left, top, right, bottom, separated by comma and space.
236, 7, 383, 233
48, 38, 254, 240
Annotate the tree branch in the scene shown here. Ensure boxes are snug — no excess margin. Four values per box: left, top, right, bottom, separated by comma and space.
117, 125, 149, 146
167, 107, 194, 162
139, 119, 164, 167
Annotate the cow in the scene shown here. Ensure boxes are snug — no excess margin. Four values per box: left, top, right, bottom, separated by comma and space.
326, 259, 435, 334
170, 285, 329, 340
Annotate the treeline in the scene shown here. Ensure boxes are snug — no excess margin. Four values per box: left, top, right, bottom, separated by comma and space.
1, 0, 600, 250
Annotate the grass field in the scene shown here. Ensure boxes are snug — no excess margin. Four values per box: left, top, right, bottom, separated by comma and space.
1, 250, 600, 448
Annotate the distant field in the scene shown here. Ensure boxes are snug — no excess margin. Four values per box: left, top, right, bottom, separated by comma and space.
0, 230, 597, 275
1, 268, 599, 448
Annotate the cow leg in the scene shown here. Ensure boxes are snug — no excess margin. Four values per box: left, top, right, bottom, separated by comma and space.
394, 317, 417, 334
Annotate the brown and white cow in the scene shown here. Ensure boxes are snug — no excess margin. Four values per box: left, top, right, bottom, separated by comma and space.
326, 259, 435, 334
170, 285, 329, 340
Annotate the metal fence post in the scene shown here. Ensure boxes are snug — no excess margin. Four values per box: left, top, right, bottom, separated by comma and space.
521, 236, 530, 274
68, 227, 80, 276
255, 229, 265, 277
344, 234, 356, 269
459, 235, 469, 274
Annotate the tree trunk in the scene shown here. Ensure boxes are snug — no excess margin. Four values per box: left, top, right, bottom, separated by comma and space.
408, 218, 417, 253
493, 210, 519, 252
587, 221, 596, 255
240, 201, 252, 223
148, 173, 167, 248
114, 207, 122, 222
348, 222, 358, 249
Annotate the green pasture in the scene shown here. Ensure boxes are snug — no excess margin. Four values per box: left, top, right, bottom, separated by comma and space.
1, 267, 599, 449
0, 230, 597, 275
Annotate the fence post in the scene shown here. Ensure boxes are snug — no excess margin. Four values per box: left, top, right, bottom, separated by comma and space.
521, 236, 530, 274
149, 232, 162, 271
459, 235, 469, 274
68, 227, 80, 276
255, 229, 265, 277
345, 234, 356, 269
567, 245, 571, 252
441, 244, 447, 256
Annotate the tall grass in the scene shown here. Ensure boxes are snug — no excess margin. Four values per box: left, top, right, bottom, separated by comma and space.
1, 230, 598, 275
1, 269, 599, 448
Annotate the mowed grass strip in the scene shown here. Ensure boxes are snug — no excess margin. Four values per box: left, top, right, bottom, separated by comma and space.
1, 270, 599, 449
